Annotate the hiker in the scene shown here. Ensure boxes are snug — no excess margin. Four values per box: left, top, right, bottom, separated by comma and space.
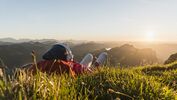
29, 44, 108, 77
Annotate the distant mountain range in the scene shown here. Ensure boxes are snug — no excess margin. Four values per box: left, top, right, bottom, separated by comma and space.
0, 38, 57, 43
0, 38, 177, 68
0, 37, 87, 44
0, 41, 159, 68
0, 41, 110, 68
93, 44, 158, 66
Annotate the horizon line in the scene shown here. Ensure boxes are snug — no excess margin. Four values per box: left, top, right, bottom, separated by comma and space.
0, 37, 177, 44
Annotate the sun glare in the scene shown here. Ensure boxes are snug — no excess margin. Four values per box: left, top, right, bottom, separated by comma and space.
145, 32, 155, 42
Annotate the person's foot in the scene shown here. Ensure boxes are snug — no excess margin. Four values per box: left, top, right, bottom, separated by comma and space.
80, 53, 93, 68
95, 52, 108, 67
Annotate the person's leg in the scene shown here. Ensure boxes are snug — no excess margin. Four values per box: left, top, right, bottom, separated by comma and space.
95, 52, 108, 67
80, 53, 93, 68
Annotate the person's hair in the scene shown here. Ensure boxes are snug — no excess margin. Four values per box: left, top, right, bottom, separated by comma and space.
43, 44, 67, 61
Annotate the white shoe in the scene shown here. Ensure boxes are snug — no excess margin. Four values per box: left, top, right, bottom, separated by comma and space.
80, 53, 93, 68
95, 52, 108, 66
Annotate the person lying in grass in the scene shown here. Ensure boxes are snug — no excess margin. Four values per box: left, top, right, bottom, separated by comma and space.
29, 44, 108, 78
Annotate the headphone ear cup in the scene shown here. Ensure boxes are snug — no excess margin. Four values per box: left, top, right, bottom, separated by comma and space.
60, 44, 74, 61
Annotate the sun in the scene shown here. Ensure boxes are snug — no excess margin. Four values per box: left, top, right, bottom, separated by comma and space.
145, 32, 155, 42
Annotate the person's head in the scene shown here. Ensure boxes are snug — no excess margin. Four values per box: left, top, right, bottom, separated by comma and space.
43, 44, 74, 61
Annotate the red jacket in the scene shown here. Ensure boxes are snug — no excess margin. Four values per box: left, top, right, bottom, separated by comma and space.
29, 60, 84, 77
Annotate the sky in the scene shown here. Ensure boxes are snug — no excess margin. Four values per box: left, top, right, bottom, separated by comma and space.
0, 0, 177, 42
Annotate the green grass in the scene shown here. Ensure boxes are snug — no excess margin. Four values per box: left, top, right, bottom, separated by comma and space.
1, 62, 177, 100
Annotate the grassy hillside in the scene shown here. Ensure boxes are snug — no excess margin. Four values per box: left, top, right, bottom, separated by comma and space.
1, 62, 177, 100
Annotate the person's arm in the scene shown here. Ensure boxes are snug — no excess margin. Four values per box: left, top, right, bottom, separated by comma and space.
60, 60, 76, 79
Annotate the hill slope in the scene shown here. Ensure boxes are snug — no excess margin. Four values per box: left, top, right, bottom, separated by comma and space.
1, 62, 177, 99
0, 42, 53, 67
94, 44, 158, 66
165, 53, 177, 64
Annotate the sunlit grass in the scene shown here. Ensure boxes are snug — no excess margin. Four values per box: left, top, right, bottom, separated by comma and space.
0, 63, 177, 100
